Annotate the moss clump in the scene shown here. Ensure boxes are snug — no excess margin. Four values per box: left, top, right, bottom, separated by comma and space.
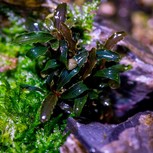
0, 7, 66, 153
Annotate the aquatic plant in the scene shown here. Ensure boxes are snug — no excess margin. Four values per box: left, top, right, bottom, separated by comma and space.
14, 3, 131, 123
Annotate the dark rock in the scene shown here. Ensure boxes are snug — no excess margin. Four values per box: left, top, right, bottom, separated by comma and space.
63, 111, 153, 153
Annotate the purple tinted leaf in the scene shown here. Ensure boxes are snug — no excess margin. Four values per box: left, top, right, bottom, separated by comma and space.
82, 48, 97, 80
54, 3, 67, 29
104, 31, 127, 50
59, 23, 76, 54
40, 94, 58, 122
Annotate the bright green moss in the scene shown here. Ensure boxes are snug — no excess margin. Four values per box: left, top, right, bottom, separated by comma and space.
0, 51, 66, 152
0, 10, 66, 152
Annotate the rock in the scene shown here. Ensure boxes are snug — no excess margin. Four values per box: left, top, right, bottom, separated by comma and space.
63, 111, 153, 153
60, 134, 88, 153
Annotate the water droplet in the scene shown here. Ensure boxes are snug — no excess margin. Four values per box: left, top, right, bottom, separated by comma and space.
78, 89, 81, 93
41, 115, 47, 122
103, 101, 110, 106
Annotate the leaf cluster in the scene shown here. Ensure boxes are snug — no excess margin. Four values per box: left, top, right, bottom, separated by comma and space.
14, 3, 131, 123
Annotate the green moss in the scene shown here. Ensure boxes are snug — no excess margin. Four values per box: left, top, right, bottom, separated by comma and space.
0, 8, 66, 152
0, 47, 66, 152
67, 0, 100, 44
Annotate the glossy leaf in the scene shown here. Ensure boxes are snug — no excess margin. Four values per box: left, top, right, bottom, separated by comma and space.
14, 32, 53, 45
88, 90, 99, 100
44, 15, 54, 31
50, 40, 59, 51
104, 31, 127, 49
20, 84, 44, 93
25, 18, 41, 32
59, 23, 76, 54
61, 81, 88, 99
54, 3, 67, 29
95, 68, 120, 83
59, 40, 68, 67
74, 50, 89, 67
57, 67, 80, 90
96, 49, 120, 62
110, 64, 132, 72
82, 48, 97, 79
73, 94, 88, 116
26, 45, 48, 60
42, 59, 59, 72
45, 72, 55, 87
58, 102, 72, 114
40, 94, 58, 122
94, 64, 131, 83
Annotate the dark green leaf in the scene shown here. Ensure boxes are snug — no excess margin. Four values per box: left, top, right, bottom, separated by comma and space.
40, 94, 58, 122
45, 72, 55, 87
20, 84, 44, 93
42, 59, 59, 72
110, 64, 132, 72
61, 81, 88, 99
104, 31, 127, 49
25, 18, 41, 32
59, 40, 68, 67
50, 40, 59, 51
44, 16, 54, 31
94, 68, 120, 83
26, 45, 48, 60
74, 50, 89, 67
59, 23, 76, 54
73, 94, 88, 116
88, 90, 99, 100
96, 49, 120, 62
108, 80, 120, 89
94, 64, 131, 83
14, 32, 53, 45
54, 3, 67, 29
82, 48, 97, 79
57, 67, 80, 90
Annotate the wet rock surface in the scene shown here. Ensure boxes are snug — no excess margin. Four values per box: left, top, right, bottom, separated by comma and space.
62, 111, 153, 153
